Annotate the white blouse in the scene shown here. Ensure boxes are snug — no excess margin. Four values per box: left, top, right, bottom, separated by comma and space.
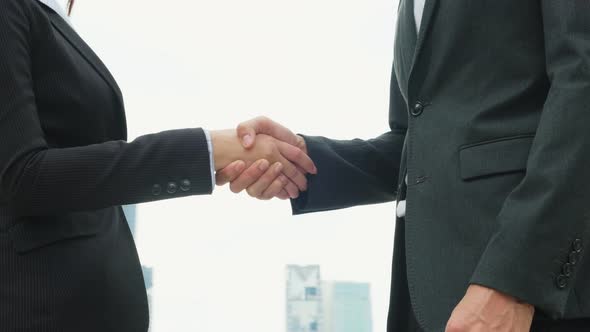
37, 0, 72, 25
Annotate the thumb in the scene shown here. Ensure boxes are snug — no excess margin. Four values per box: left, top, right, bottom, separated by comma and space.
237, 116, 301, 149
237, 123, 257, 149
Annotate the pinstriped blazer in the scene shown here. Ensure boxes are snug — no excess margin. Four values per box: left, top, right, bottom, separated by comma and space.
0, 0, 213, 330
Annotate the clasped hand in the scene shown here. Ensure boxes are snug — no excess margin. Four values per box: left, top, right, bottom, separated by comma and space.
210, 117, 316, 200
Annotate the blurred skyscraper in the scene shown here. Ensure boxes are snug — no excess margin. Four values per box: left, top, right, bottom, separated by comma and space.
123, 204, 137, 236
123, 205, 154, 331
286, 266, 373, 332
286, 265, 322, 332
321, 282, 373, 332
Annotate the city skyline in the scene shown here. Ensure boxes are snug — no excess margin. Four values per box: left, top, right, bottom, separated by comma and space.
286, 265, 374, 332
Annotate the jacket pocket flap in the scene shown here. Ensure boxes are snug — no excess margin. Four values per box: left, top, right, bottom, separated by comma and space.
459, 135, 534, 181
9, 211, 106, 254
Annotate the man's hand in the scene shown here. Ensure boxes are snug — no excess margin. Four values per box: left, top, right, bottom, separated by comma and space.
216, 117, 316, 200
211, 129, 315, 199
446, 285, 535, 332
237, 116, 308, 153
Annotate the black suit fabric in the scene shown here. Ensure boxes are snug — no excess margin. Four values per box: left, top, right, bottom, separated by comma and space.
293, 0, 590, 331
0, 0, 213, 331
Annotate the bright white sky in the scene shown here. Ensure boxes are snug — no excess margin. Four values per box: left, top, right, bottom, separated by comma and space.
66, 0, 399, 331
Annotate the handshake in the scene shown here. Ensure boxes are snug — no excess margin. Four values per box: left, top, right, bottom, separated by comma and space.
209, 117, 317, 200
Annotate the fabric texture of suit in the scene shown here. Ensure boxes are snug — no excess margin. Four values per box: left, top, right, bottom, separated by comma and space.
0, 0, 213, 330
292, 0, 590, 331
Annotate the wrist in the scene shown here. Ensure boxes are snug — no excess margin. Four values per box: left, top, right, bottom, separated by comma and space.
210, 129, 242, 171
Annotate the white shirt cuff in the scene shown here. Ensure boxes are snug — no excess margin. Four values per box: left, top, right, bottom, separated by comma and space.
203, 129, 216, 192
396, 174, 408, 218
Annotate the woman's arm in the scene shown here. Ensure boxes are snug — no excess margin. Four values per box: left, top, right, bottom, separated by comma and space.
0, 0, 313, 216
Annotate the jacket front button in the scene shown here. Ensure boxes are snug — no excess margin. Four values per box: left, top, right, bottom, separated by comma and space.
180, 179, 192, 192
152, 184, 162, 196
411, 101, 425, 117
167, 182, 178, 194
556, 274, 569, 289
573, 239, 583, 253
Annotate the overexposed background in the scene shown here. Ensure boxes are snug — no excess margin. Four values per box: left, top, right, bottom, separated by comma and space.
67, 0, 399, 330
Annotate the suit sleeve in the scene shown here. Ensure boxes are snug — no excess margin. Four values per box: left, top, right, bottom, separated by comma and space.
291, 68, 408, 215
470, 2, 590, 318
0, 0, 213, 217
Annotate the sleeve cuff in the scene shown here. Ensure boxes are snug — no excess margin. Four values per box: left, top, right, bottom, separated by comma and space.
203, 129, 216, 192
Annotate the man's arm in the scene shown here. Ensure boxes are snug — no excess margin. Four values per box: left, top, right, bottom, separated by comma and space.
289, 130, 405, 215
467, 1, 590, 319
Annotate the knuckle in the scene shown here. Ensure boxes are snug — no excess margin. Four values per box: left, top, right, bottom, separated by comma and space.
445, 320, 466, 332
279, 175, 289, 185
237, 122, 250, 134
254, 116, 270, 128
263, 146, 276, 160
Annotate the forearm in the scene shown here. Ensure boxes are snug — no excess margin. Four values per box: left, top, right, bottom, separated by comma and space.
470, 1, 590, 318
2, 128, 212, 216
291, 130, 405, 214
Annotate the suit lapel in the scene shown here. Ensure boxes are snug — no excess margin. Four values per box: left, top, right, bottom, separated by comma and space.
48, 12, 125, 107
409, 0, 439, 79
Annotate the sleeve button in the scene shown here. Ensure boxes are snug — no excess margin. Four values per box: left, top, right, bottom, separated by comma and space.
556, 274, 569, 289
180, 179, 192, 192
573, 239, 583, 253
167, 182, 178, 194
569, 251, 580, 266
152, 184, 162, 196
562, 263, 573, 277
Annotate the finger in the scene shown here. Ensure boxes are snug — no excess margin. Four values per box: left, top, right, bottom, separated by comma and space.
215, 160, 246, 186
237, 116, 301, 149
278, 155, 308, 192
277, 189, 290, 200
246, 162, 284, 198
276, 140, 317, 174
229, 159, 270, 193
261, 174, 289, 200
283, 179, 300, 199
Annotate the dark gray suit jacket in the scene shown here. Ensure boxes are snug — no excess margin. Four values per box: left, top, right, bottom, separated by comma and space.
292, 0, 590, 330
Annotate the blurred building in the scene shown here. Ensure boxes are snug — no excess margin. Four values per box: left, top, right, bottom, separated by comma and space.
321, 281, 373, 332
286, 265, 322, 332
123, 205, 154, 331
286, 266, 373, 332
123, 204, 137, 236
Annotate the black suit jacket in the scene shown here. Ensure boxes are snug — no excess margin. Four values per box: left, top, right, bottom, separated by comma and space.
293, 0, 590, 330
0, 1, 213, 331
